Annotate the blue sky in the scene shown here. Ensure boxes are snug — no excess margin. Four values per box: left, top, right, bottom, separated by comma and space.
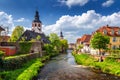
0, 0, 120, 43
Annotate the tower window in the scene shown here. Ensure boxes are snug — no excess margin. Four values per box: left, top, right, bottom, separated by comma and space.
35, 24, 37, 26
38, 24, 40, 27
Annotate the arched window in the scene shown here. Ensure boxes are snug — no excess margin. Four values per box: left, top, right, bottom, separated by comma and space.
38, 24, 40, 27
35, 24, 37, 26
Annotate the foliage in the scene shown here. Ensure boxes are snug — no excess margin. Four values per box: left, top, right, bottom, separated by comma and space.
0, 51, 4, 69
17, 58, 44, 80
36, 35, 41, 41
0, 58, 40, 80
9, 26, 24, 42
0, 51, 4, 57
73, 53, 120, 76
43, 44, 54, 54
3, 53, 40, 70
18, 42, 32, 54
49, 33, 61, 51
91, 32, 110, 50
60, 39, 68, 53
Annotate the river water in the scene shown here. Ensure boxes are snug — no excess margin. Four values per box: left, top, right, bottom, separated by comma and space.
37, 50, 120, 80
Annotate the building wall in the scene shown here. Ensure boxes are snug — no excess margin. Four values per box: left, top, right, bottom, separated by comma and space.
109, 37, 120, 49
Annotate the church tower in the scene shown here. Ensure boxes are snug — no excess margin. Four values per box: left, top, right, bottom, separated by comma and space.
32, 10, 42, 33
60, 30, 64, 39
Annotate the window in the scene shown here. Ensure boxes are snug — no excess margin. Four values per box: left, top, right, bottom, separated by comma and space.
103, 29, 107, 35
35, 24, 37, 26
38, 24, 40, 27
111, 29, 114, 35
112, 45, 116, 49
113, 37, 116, 42
118, 30, 120, 35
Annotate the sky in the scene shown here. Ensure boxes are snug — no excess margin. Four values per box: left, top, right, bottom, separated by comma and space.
0, 0, 120, 43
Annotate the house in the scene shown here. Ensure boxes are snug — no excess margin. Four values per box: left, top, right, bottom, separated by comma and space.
0, 26, 5, 35
76, 34, 91, 53
0, 26, 15, 56
68, 43, 75, 50
95, 25, 120, 49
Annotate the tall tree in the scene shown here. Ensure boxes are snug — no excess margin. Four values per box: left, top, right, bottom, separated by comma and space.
60, 39, 68, 53
90, 32, 110, 61
10, 26, 24, 42
49, 33, 61, 51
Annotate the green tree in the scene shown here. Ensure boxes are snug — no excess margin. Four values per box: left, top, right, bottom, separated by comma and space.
10, 26, 24, 42
49, 33, 61, 51
60, 39, 68, 53
90, 32, 110, 61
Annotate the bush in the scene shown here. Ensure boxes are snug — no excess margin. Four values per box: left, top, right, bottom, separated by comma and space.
73, 53, 120, 76
0, 51, 4, 57
0, 51, 4, 69
17, 59, 44, 80
18, 42, 32, 54
3, 53, 40, 70
0, 58, 39, 80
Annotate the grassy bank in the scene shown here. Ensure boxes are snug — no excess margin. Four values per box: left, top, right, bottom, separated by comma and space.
73, 53, 120, 76
0, 55, 50, 80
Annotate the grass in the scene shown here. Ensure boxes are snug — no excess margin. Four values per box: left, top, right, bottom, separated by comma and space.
0, 58, 41, 80
73, 53, 120, 76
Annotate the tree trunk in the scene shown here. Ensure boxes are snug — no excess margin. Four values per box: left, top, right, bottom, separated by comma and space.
99, 49, 103, 62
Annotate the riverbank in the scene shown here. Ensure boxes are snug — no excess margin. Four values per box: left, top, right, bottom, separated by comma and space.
73, 53, 120, 76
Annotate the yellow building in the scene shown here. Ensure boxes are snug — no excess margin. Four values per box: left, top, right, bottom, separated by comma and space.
95, 25, 120, 49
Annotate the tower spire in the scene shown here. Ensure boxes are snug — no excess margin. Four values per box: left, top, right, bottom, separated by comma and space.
60, 29, 64, 39
32, 10, 42, 33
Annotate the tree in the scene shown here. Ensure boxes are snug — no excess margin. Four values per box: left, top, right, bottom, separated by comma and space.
49, 33, 61, 51
90, 32, 110, 61
9, 26, 24, 42
60, 39, 68, 53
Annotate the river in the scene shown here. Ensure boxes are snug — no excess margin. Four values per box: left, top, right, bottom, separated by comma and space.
37, 50, 120, 80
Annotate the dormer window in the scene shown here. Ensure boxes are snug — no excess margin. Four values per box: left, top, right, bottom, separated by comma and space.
118, 29, 120, 35
111, 29, 114, 35
103, 29, 107, 35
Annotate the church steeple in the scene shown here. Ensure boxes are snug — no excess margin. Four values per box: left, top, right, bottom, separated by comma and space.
32, 10, 42, 33
60, 30, 64, 39
33, 10, 41, 23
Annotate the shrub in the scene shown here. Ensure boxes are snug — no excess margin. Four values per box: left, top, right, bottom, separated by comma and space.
18, 42, 32, 54
0, 58, 38, 80
3, 53, 40, 70
17, 59, 44, 80
0, 51, 4, 57
0, 51, 4, 69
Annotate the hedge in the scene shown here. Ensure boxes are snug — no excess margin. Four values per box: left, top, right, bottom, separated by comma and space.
17, 58, 44, 80
3, 53, 40, 70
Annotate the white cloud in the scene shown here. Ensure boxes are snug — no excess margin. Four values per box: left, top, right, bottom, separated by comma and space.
43, 10, 120, 43
102, 0, 114, 7
58, 0, 89, 7
14, 18, 28, 22
0, 11, 14, 35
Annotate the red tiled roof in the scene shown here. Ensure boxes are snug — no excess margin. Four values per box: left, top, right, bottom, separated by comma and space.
95, 25, 120, 37
81, 34, 91, 43
76, 38, 81, 43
